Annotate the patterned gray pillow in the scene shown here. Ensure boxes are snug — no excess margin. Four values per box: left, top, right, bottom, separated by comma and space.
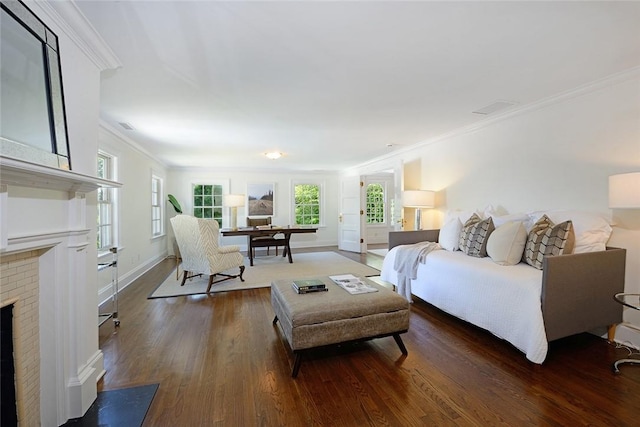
459, 214, 495, 257
523, 214, 575, 269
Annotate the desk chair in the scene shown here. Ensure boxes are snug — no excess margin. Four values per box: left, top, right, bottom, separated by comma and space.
247, 217, 279, 257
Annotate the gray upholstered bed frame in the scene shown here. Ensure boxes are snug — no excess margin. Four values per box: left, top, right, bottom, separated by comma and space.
388, 230, 626, 342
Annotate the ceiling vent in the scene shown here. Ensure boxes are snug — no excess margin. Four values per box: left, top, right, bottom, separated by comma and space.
472, 100, 517, 115
118, 122, 135, 130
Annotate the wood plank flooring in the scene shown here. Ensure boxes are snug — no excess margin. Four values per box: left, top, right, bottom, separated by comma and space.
98, 247, 640, 426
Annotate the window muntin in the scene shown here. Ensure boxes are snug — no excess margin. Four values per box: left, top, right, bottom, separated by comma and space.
294, 183, 320, 225
193, 184, 223, 227
366, 182, 386, 224
97, 152, 115, 250
151, 175, 163, 237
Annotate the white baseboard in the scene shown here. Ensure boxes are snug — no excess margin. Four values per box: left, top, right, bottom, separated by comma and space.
98, 252, 167, 306
614, 323, 640, 350
67, 350, 103, 419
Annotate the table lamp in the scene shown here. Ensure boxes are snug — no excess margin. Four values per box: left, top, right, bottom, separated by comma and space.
402, 190, 435, 230
609, 172, 640, 208
223, 194, 245, 230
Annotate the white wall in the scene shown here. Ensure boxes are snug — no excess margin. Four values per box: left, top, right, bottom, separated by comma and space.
97, 124, 169, 303
354, 71, 640, 347
167, 169, 340, 251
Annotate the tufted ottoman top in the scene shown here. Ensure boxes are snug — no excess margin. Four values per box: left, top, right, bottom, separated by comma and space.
271, 276, 409, 327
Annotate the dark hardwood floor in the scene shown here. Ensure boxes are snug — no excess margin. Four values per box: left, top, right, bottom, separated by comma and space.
98, 247, 640, 426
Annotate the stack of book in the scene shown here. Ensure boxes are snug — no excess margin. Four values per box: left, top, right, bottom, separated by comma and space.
292, 279, 328, 294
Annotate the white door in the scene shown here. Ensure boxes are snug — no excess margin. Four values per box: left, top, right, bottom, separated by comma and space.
338, 176, 364, 253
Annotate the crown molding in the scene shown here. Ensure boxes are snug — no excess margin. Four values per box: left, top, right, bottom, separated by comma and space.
30, 0, 121, 71
99, 120, 169, 168
354, 66, 640, 172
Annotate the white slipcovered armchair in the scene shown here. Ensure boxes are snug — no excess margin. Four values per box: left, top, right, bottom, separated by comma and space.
170, 215, 245, 292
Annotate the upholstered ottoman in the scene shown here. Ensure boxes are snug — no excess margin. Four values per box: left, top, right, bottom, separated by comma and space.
271, 276, 410, 377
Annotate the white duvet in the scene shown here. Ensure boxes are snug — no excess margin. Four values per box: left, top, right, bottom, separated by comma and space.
381, 247, 548, 364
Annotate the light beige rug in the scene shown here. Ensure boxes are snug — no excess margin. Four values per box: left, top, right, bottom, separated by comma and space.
148, 251, 380, 299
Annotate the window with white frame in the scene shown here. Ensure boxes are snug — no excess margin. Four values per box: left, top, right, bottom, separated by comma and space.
192, 184, 224, 227
293, 182, 322, 225
366, 182, 386, 224
97, 152, 116, 250
151, 175, 164, 237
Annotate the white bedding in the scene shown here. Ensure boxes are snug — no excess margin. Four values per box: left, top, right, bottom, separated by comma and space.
381, 247, 548, 363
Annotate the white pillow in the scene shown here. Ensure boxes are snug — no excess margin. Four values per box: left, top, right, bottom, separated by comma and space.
443, 209, 480, 224
486, 221, 527, 266
491, 212, 532, 229
439, 218, 462, 251
528, 210, 611, 253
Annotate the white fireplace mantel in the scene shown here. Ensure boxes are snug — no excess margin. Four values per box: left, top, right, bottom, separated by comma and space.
0, 155, 121, 193
0, 155, 122, 424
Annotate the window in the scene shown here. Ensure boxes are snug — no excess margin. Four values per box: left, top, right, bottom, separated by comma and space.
97, 152, 116, 250
294, 183, 321, 225
193, 184, 223, 226
151, 175, 164, 237
366, 182, 386, 224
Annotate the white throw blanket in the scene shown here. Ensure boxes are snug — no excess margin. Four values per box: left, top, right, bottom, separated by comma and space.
393, 241, 442, 301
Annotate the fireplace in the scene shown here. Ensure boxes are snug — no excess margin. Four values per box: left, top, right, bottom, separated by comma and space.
0, 155, 120, 425
1, 303, 18, 426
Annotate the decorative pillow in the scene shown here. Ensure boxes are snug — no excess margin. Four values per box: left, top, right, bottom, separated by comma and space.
491, 212, 533, 230
528, 210, 611, 253
439, 218, 462, 251
458, 213, 481, 251
486, 221, 527, 266
459, 214, 495, 257
523, 215, 575, 269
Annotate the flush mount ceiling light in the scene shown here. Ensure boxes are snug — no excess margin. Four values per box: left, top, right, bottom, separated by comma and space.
264, 151, 282, 160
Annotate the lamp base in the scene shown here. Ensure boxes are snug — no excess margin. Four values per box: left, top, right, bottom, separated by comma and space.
414, 209, 422, 230
230, 207, 238, 231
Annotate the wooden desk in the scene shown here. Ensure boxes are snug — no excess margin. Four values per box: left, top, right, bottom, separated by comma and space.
221, 226, 318, 266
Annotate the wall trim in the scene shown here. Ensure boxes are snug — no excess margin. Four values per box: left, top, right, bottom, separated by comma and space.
100, 121, 168, 168
355, 66, 640, 171
32, 0, 121, 71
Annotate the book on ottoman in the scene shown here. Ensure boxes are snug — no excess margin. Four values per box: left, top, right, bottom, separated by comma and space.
292, 279, 327, 294
329, 274, 378, 295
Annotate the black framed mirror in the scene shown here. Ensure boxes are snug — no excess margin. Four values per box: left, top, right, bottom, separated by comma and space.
0, 0, 71, 170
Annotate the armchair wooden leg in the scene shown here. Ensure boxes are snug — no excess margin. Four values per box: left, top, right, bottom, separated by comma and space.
180, 270, 189, 287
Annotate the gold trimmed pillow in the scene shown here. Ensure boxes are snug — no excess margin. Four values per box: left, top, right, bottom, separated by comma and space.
459, 214, 495, 257
523, 215, 575, 269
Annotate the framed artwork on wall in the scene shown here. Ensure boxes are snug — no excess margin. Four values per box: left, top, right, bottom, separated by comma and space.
247, 183, 274, 216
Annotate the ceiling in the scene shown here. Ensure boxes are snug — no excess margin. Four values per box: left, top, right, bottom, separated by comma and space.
74, 0, 640, 172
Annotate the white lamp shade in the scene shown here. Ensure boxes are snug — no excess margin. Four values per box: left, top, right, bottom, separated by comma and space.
402, 190, 435, 208
609, 173, 640, 208
223, 194, 245, 207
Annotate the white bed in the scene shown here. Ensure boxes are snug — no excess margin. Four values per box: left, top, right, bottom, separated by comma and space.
381, 247, 548, 363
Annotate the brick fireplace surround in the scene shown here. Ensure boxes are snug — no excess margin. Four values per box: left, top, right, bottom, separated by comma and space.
0, 156, 119, 426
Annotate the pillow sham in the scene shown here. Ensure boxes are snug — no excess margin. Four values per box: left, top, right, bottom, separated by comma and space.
459, 214, 495, 257
486, 221, 527, 266
523, 215, 575, 270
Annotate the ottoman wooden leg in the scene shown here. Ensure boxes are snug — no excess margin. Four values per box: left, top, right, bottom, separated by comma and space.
272, 315, 278, 325
393, 333, 408, 355
292, 352, 303, 378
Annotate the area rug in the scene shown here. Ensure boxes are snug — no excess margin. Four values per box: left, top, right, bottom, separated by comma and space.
148, 251, 380, 299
